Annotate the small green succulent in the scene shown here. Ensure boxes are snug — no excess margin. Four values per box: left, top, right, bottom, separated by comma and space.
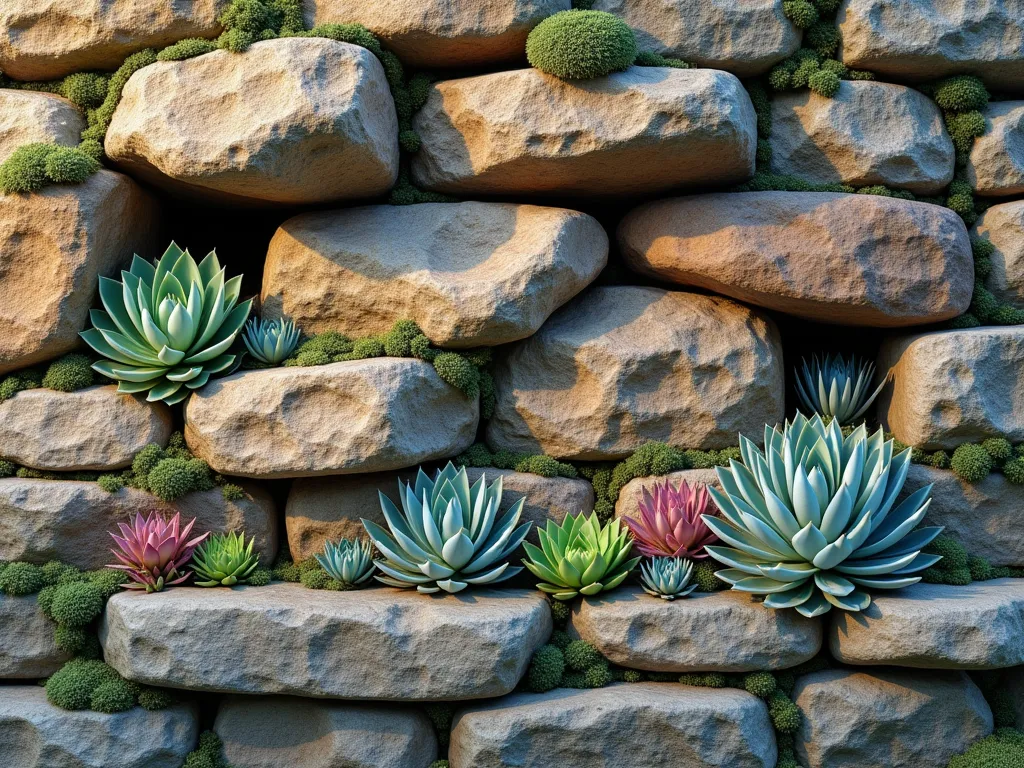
191, 532, 260, 587
242, 316, 300, 364
639, 556, 698, 600
315, 538, 376, 588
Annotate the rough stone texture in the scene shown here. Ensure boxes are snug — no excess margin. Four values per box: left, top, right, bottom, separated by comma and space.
305, 0, 569, 68
0, 0, 226, 81
449, 683, 776, 768
216, 696, 437, 768
830, 580, 1024, 669
592, 0, 799, 76
876, 327, 1024, 449
184, 359, 478, 479
101, 584, 551, 701
0, 386, 172, 471
0, 686, 197, 768
487, 287, 784, 460
286, 467, 594, 562
0, 595, 70, 678
769, 82, 954, 194
618, 192, 973, 327
261, 202, 608, 348
967, 102, 1024, 197
974, 200, 1024, 309
412, 67, 756, 198
0, 479, 278, 570
837, 0, 1024, 93
614, 469, 721, 519
0, 91, 85, 164
569, 586, 822, 672
105, 38, 399, 206
794, 669, 993, 768
0, 170, 160, 375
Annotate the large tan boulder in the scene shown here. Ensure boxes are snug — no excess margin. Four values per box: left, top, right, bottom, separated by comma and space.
184, 359, 479, 479
486, 286, 784, 460
0, 91, 85, 164
304, 0, 570, 68
261, 202, 608, 347
105, 38, 399, 206
837, 0, 1024, 92
877, 327, 1024, 449
975, 200, 1024, 309
0, 595, 70, 678
618, 192, 973, 327
967, 102, 1024, 197
0, 0, 226, 81
412, 67, 756, 198
593, 0, 800, 76
769, 82, 954, 193
0, 170, 160, 375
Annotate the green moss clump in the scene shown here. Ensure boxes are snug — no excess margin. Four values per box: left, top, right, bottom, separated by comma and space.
221, 483, 245, 501
946, 110, 987, 155
948, 728, 1024, 768
300, 23, 383, 57
137, 686, 174, 711
45, 659, 121, 710
49, 581, 104, 627
526, 10, 637, 80
549, 599, 571, 629
768, 689, 801, 733
932, 75, 989, 112
982, 438, 1013, 463
81, 49, 158, 145
922, 534, 972, 586
528, 644, 565, 692
43, 147, 101, 184
692, 560, 726, 592
41, 354, 94, 392
607, 442, 687, 504
271, 558, 301, 582
808, 68, 841, 97
929, 450, 951, 469
432, 352, 480, 398
783, 0, 819, 28
633, 51, 691, 69
583, 660, 613, 688
1003, 457, 1024, 485
744, 671, 778, 699
156, 38, 219, 61
54, 624, 89, 654
0, 459, 16, 478
0, 144, 71, 193
564, 640, 601, 672
381, 319, 422, 357
58, 72, 110, 109
951, 443, 994, 483
147, 457, 214, 501
183, 731, 231, 768
90, 678, 139, 713
41, 560, 80, 586
247, 567, 272, 587
805, 21, 841, 58
389, 168, 458, 205
0, 561, 45, 595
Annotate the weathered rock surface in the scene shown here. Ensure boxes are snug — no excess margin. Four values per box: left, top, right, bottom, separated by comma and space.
449, 683, 776, 768
286, 467, 593, 561
769, 82, 954, 193
184, 359, 478, 479
619, 192, 973, 327
0, 686, 198, 768
0, 91, 85, 164
215, 695, 437, 768
101, 584, 551, 701
0, 170, 160, 375
974, 200, 1024, 309
412, 67, 756, 198
592, 0, 799, 76
106, 38, 399, 206
0, 595, 70, 678
837, 0, 1024, 92
570, 586, 822, 672
487, 287, 784, 459
829, 580, 1024, 669
0, 386, 172, 471
305, 0, 569, 67
0, 0, 226, 81
967, 102, 1024, 197
0, 479, 278, 570
877, 327, 1024, 449
794, 669, 993, 768
614, 469, 721, 519
261, 202, 608, 347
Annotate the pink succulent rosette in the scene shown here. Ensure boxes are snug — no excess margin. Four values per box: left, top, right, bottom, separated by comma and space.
623, 478, 719, 559
107, 512, 209, 592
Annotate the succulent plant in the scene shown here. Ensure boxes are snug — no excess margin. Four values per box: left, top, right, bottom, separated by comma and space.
640, 556, 698, 600
107, 512, 209, 593
315, 538, 376, 588
81, 242, 252, 405
523, 513, 640, 601
701, 413, 942, 616
191, 531, 261, 587
623, 478, 718, 559
794, 353, 889, 426
362, 463, 532, 594
242, 316, 300, 364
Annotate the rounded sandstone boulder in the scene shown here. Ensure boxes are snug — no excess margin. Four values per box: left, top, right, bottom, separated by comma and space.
967, 102, 1024, 197
0, 91, 85, 164
974, 200, 1024, 309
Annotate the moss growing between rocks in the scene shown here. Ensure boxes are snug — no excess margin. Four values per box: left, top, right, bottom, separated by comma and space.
634, 51, 691, 69
526, 10, 637, 80
0, 561, 45, 595
0, 143, 100, 193
157, 38, 219, 61
455, 443, 578, 480
947, 728, 1024, 768
45, 659, 121, 710
182, 731, 231, 768
80, 49, 158, 147
41, 354, 94, 392
951, 443, 994, 483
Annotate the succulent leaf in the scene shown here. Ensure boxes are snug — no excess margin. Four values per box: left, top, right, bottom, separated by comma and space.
191, 531, 261, 587
794, 353, 889, 426
640, 556, 698, 600
105, 512, 209, 592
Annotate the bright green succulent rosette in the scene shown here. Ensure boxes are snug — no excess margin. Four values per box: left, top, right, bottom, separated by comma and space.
191, 531, 260, 587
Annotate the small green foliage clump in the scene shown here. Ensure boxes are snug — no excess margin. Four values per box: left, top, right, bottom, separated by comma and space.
156, 38, 219, 61
81, 49, 158, 145
432, 352, 480, 398
983, 438, 1014, 463
0, 143, 100, 193
678, 672, 728, 688
137, 687, 175, 711
0, 459, 16, 478
271, 556, 301, 583
49, 581, 104, 627
454, 443, 577, 479
948, 728, 1024, 768
782, 0, 819, 29
526, 10, 637, 80
217, 0, 303, 52
99, 433, 221, 501
147, 458, 215, 501
744, 671, 778, 699
389, 168, 457, 205
633, 51, 691, 69
57, 73, 110, 109
54, 624, 90, 654
425, 703, 454, 747
807, 68, 841, 97
183, 731, 231, 768
0, 561, 45, 595
930, 75, 989, 112
221, 483, 245, 501
90, 678, 139, 714
804, 21, 841, 58
692, 560, 727, 592
922, 535, 972, 586
768, 689, 802, 733
41, 354, 94, 392
527, 644, 566, 692
45, 659, 120, 710
950, 443, 994, 483
564, 640, 601, 672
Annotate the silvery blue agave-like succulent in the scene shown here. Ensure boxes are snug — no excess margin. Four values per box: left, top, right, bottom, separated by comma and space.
362, 463, 532, 594
794, 353, 889, 426
701, 413, 942, 617
315, 538, 376, 588
243, 316, 300, 364
80, 242, 251, 405
639, 556, 697, 600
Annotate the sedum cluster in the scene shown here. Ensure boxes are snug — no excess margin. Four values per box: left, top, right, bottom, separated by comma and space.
526, 10, 637, 80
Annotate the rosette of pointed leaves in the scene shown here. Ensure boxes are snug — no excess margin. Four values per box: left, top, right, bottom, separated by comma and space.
701, 414, 942, 617
315, 538, 376, 588
106, 512, 209, 593
623, 478, 718, 559
523, 513, 640, 601
243, 316, 300, 364
640, 556, 697, 600
191, 531, 260, 587
362, 463, 532, 594
80, 242, 252, 405
794, 353, 888, 426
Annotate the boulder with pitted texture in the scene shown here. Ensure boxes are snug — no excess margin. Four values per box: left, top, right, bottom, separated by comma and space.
967, 102, 1024, 197
0, 595, 70, 678
974, 200, 1024, 310
0, 91, 85, 164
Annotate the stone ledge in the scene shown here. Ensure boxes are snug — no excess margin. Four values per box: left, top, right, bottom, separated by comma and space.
0, 594, 69, 678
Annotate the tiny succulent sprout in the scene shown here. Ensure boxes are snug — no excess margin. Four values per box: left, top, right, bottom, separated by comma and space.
794, 353, 889, 426
315, 538, 376, 588
623, 478, 719, 559
640, 556, 698, 600
191, 531, 261, 587
242, 316, 301, 364
107, 512, 209, 593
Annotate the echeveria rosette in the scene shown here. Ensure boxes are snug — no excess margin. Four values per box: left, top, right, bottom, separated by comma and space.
243, 316, 300, 364
640, 556, 697, 600
315, 538, 376, 588
362, 463, 532, 594
794, 353, 889, 426
106, 512, 209, 593
624, 478, 718, 559
701, 413, 943, 617
80, 242, 252, 405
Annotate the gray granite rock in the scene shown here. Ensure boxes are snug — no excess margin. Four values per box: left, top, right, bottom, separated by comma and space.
0, 594, 69, 678
967, 102, 1024, 197
974, 200, 1024, 310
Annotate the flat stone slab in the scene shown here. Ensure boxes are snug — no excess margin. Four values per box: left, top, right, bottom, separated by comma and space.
570, 586, 822, 672
449, 683, 776, 768
0, 685, 198, 768
0, 594, 70, 678
101, 584, 552, 701
829, 580, 1024, 669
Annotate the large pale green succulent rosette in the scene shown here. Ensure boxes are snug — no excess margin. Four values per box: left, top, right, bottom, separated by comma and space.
80, 243, 251, 405
701, 414, 942, 617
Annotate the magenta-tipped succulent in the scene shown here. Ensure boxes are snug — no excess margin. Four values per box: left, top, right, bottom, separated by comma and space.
107, 512, 209, 592
623, 478, 718, 559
